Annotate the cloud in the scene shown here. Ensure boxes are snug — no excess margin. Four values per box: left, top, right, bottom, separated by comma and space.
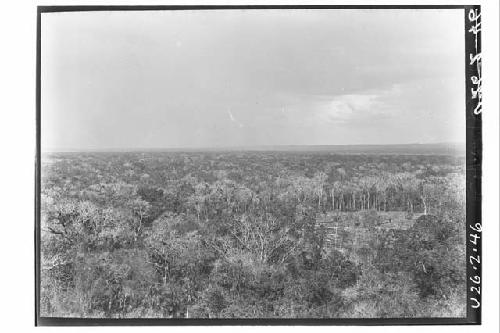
227, 109, 244, 128
310, 85, 404, 125
299, 74, 464, 144
318, 94, 379, 123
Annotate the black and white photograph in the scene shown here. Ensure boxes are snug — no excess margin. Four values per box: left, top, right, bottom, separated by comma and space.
35, 5, 484, 325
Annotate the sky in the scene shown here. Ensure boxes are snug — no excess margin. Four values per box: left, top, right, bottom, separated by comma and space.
41, 9, 465, 151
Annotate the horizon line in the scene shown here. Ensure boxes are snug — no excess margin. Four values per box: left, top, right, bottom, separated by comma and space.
41, 142, 466, 153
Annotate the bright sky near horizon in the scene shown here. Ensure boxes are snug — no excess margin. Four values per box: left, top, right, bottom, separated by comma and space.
41, 9, 465, 151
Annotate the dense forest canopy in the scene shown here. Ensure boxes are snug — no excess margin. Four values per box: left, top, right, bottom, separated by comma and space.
40, 151, 466, 318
